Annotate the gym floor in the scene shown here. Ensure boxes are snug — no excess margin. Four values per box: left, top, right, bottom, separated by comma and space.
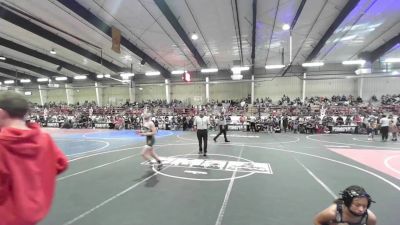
39, 128, 400, 225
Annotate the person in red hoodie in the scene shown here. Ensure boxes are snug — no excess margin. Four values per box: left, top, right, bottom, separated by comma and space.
0, 92, 68, 225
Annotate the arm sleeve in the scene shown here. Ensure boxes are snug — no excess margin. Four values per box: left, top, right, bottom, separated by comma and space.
0, 151, 10, 205
47, 135, 68, 175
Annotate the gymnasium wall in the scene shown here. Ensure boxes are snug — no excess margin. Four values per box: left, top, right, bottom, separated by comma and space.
73, 87, 97, 104
362, 77, 400, 99
305, 79, 357, 97
136, 84, 166, 102
210, 82, 250, 101
254, 76, 302, 101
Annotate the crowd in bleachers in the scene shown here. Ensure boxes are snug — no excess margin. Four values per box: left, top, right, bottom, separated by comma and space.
26, 94, 400, 138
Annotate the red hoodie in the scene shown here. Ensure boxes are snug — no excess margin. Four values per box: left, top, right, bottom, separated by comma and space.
0, 123, 68, 225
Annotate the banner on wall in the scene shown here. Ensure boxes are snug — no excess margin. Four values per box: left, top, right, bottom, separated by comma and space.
111, 26, 121, 54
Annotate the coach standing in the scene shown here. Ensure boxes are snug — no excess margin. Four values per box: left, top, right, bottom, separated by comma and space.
194, 110, 209, 156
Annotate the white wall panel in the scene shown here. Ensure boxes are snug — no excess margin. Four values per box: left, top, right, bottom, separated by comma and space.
47, 88, 66, 103
255, 77, 302, 102
74, 87, 96, 104
306, 79, 356, 98
103, 86, 129, 105
135, 85, 166, 102
171, 83, 205, 104
24, 89, 41, 104
363, 77, 400, 100
210, 82, 250, 101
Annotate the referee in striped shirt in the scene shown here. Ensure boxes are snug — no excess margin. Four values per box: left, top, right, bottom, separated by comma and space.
194, 110, 210, 156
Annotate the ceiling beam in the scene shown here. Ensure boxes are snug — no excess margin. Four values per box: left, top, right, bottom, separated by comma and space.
290, 0, 307, 32
1, 57, 71, 81
234, 0, 243, 65
281, 0, 307, 77
0, 37, 97, 81
251, 0, 257, 75
305, 0, 360, 62
0, 66, 39, 84
360, 32, 400, 62
57, 0, 171, 78
153, 0, 207, 68
0, 4, 123, 73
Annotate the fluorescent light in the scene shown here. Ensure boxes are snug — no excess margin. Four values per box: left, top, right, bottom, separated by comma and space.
4, 80, 14, 84
282, 24, 290, 31
24, 91, 32, 96
392, 71, 399, 75
0, 56, 5, 60
384, 58, 400, 63
342, 60, 366, 65
37, 78, 49, 82
104, 74, 111, 78
302, 62, 324, 67
265, 64, 285, 69
55, 77, 68, 81
191, 33, 198, 40
231, 74, 243, 80
74, 75, 87, 80
145, 71, 160, 76
121, 73, 134, 80
0, 82, 2, 85
97, 74, 104, 78
201, 68, 218, 73
50, 49, 56, 55
231, 66, 249, 73
171, 70, 185, 75
139, 87, 143, 90
123, 55, 132, 61
340, 35, 356, 41
355, 68, 371, 75
20, 79, 31, 83
120, 72, 134, 77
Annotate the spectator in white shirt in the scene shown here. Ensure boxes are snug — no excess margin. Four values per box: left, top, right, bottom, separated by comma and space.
379, 115, 390, 141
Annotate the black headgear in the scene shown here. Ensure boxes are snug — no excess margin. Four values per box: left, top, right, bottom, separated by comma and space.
340, 185, 375, 208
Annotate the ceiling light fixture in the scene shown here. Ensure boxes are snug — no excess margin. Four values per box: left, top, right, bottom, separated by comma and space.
74, 75, 87, 80
302, 62, 324, 67
120, 72, 135, 79
384, 58, 400, 63
171, 70, 185, 75
231, 66, 250, 73
342, 60, 366, 65
355, 68, 371, 75
145, 71, 161, 76
37, 78, 49, 82
201, 68, 218, 73
191, 33, 198, 40
282, 24, 290, 31
265, 64, 285, 69
4, 80, 14, 84
50, 49, 56, 55
55, 77, 68, 81
0, 56, 6, 60
20, 79, 31, 83
124, 55, 132, 61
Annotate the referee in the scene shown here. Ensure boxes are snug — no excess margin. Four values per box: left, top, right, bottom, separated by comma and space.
194, 110, 209, 156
